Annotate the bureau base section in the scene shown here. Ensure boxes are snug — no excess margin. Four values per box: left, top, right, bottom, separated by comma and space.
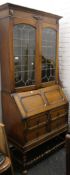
10, 130, 67, 172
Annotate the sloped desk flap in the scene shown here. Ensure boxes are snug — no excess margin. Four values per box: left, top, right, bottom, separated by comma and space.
13, 85, 67, 118
43, 85, 66, 105
13, 89, 46, 117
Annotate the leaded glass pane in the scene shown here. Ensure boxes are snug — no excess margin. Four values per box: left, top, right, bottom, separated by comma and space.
42, 28, 56, 82
13, 24, 36, 87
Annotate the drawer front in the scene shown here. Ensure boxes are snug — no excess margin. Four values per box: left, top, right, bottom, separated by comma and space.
27, 124, 50, 142
51, 115, 68, 131
26, 129, 38, 142
50, 106, 68, 119
27, 113, 49, 128
26, 113, 50, 143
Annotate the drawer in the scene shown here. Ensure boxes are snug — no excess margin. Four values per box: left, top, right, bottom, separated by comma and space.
27, 124, 50, 142
27, 113, 49, 128
51, 115, 68, 131
26, 129, 38, 142
50, 106, 67, 119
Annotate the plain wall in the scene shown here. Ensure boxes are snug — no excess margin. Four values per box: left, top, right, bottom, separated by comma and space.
59, 7, 70, 125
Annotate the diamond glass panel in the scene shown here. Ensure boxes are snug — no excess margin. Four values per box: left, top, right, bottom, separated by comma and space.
42, 28, 56, 82
13, 24, 36, 87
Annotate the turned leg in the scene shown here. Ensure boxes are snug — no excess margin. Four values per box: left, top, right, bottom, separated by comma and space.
22, 152, 28, 175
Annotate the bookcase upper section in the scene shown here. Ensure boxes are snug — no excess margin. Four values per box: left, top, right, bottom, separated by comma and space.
0, 3, 62, 93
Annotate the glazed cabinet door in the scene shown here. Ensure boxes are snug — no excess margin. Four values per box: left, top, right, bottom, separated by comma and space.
11, 17, 59, 91
40, 23, 58, 86
13, 17, 38, 89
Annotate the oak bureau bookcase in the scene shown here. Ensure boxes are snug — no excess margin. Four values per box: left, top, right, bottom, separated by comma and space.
0, 3, 68, 173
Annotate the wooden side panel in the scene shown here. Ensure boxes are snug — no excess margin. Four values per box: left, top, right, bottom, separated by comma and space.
0, 17, 14, 92
0, 8, 9, 18
2, 92, 25, 147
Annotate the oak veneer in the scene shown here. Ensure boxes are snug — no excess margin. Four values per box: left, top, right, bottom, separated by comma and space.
0, 3, 68, 173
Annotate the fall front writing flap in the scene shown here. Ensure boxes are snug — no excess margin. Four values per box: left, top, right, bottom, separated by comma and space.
13, 89, 46, 117
13, 85, 67, 118
43, 85, 66, 105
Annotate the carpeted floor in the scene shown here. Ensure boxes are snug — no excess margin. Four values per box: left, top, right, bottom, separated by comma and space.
15, 147, 66, 175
